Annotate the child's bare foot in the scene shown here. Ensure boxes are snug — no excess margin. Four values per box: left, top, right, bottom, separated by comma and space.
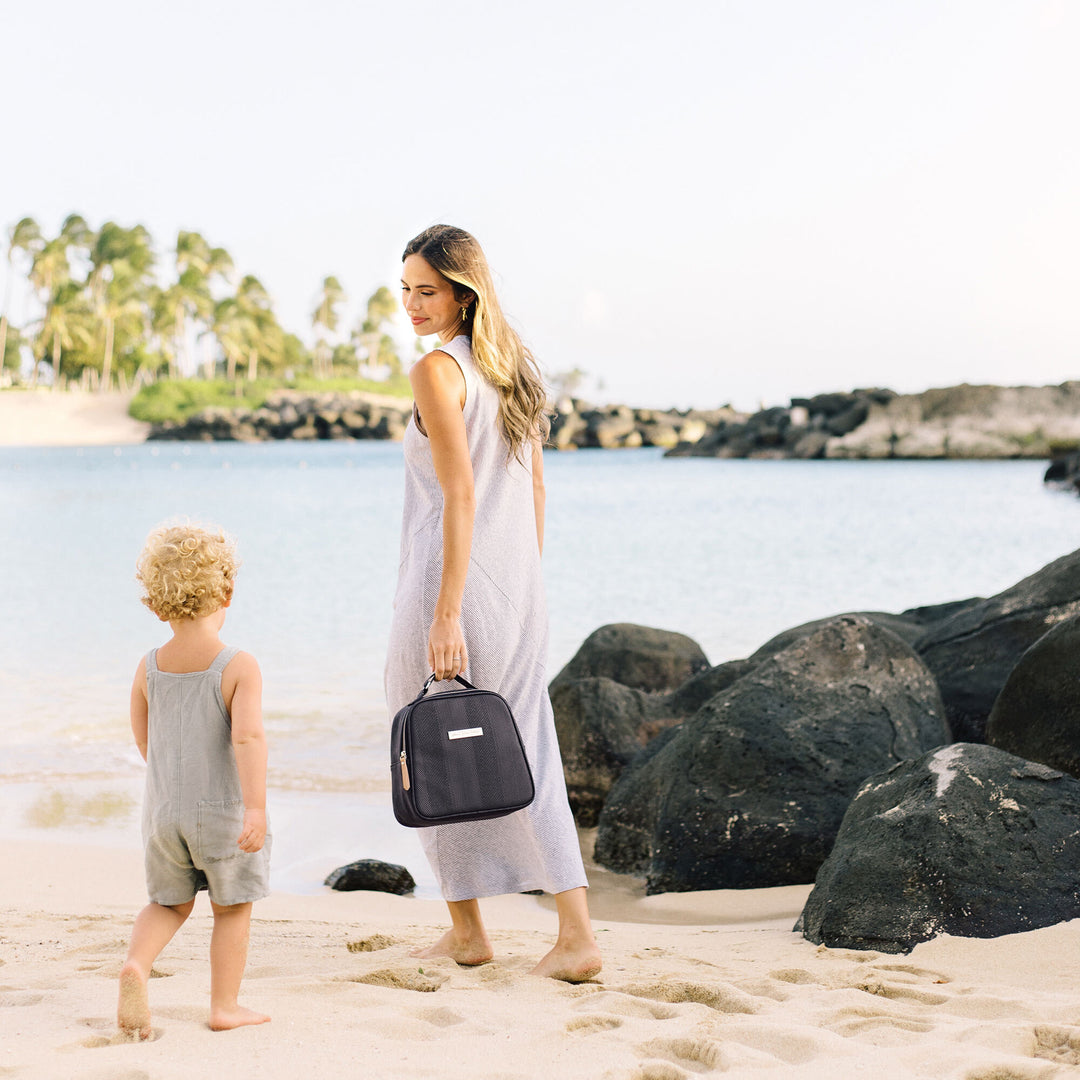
117, 962, 152, 1040
530, 943, 602, 983
209, 1005, 271, 1031
409, 929, 493, 966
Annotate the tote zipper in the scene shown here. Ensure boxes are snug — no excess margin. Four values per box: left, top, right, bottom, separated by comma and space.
399, 749, 411, 791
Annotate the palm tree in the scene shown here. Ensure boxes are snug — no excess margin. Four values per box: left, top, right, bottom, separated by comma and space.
38, 280, 93, 385
88, 222, 155, 390
29, 233, 77, 386
354, 285, 402, 376
312, 275, 345, 378
170, 234, 235, 379
1, 218, 44, 382
212, 275, 282, 383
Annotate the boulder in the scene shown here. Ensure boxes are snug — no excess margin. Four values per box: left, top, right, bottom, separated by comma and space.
986, 613, 1080, 777
324, 859, 416, 895
593, 616, 949, 892
550, 676, 660, 827
913, 548, 1080, 743
1045, 450, 1080, 495
550, 623, 709, 694
748, 597, 984, 659
552, 658, 754, 826
797, 743, 1080, 953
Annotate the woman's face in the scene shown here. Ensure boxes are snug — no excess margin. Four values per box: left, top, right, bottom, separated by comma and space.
401, 254, 464, 339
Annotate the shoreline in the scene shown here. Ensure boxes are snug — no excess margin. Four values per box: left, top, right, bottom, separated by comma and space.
0, 388, 149, 447
5, 831, 1080, 1078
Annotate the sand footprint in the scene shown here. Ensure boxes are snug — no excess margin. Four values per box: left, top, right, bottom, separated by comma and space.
349, 967, 447, 993
346, 934, 396, 953
78, 1017, 164, 1047
412, 1006, 466, 1028
572, 990, 677, 1021
631, 1063, 690, 1080
826, 1004, 934, 1039
0, 990, 44, 1007
1032, 1023, 1080, 1066
852, 976, 950, 1007
872, 962, 952, 984
614, 977, 761, 1015
566, 1013, 624, 1033
636, 1035, 727, 1074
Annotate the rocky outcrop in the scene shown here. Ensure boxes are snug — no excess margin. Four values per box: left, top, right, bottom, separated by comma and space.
548, 398, 736, 451
986, 613, 1080, 777
667, 382, 1080, 460
748, 598, 984, 659
148, 390, 412, 442
324, 859, 416, 894
551, 658, 752, 827
912, 548, 1080, 743
826, 383, 1080, 460
797, 744, 1080, 953
549, 624, 713, 826
666, 390, 894, 459
1045, 450, 1080, 495
550, 623, 710, 695
592, 617, 949, 894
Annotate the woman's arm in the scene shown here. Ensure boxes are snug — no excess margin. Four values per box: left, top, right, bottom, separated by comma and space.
225, 651, 267, 853
532, 437, 545, 557
411, 350, 475, 681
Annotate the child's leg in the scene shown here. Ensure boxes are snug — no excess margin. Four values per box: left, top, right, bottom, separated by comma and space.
118, 899, 195, 1038
208, 900, 269, 1031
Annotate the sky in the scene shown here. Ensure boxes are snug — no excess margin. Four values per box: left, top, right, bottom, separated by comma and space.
2, 0, 1077, 410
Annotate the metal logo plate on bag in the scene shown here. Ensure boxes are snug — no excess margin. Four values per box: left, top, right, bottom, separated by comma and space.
447, 727, 484, 740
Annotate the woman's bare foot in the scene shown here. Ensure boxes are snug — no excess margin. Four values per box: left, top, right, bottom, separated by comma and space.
209, 1005, 271, 1031
530, 943, 603, 983
409, 928, 493, 966
117, 962, 152, 1040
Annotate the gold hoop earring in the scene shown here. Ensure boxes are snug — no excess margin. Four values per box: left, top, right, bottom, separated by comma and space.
460, 305, 468, 322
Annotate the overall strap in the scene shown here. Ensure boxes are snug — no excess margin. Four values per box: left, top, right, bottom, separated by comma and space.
209, 645, 242, 674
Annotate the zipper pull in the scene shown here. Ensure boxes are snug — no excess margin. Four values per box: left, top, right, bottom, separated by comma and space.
399, 750, 410, 791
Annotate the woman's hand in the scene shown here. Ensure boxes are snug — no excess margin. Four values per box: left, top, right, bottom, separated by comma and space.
429, 611, 467, 681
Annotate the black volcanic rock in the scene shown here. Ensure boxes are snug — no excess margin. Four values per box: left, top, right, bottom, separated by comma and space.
797, 743, 1080, 953
913, 548, 1080, 743
986, 613, 1080, 777
324, 860, 416, 895
593, 616, 949, 893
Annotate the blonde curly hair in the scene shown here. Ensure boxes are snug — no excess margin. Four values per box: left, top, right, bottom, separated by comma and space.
136, 522, 239, 621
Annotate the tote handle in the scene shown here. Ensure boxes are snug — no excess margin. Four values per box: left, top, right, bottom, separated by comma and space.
408, 672, 477, 705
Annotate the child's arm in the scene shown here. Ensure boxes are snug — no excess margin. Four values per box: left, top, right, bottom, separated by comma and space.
130, 657, 149, 762
226, 652, 268, 853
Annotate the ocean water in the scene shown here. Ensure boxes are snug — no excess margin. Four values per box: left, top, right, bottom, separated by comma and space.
1, 442, 1077, 894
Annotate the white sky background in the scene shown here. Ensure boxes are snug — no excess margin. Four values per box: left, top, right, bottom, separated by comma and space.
1, 0, 1077, 410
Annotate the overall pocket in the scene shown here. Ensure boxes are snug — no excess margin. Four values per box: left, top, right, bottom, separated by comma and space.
196, 800, 245, 863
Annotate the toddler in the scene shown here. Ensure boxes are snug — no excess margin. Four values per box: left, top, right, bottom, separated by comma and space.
118, 522, 271, 1038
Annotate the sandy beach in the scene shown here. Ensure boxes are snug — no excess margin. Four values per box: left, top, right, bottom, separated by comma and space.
0, 389, 149, 447
4, 831, 1080, 1080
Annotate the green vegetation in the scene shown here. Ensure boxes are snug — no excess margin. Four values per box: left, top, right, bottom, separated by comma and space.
0, 213, 404, 392
130, 373, 411, 424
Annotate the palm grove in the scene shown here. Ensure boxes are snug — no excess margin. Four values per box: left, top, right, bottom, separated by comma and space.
0, 215, 402, 391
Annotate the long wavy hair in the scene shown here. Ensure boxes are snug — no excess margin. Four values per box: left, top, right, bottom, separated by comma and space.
403, 225, 550, 461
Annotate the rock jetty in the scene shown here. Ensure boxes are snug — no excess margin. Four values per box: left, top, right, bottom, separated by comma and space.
668, 382, 1080, 459
148, 390, 412, 442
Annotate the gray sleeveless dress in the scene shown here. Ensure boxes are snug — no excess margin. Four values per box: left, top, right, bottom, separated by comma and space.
143, 645, 271, 906
385, 335, 587, 901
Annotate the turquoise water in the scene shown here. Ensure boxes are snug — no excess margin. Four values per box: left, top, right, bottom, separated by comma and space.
1, 443, 1077, 892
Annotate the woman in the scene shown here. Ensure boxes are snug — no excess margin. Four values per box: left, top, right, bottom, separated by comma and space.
386, 224, 601, 982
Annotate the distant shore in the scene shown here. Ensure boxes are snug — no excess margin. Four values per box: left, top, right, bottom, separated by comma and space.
0, 389, 150, 447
